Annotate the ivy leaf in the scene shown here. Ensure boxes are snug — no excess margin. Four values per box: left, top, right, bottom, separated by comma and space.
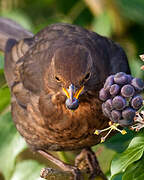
10, 160, 44, 180
0, 113, 27, 180
123, 156, 144, 180
105, 129, 134, 153
110, 131, 144, 179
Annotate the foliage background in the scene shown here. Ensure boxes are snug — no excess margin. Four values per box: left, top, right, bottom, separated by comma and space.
0, 0, 144, 180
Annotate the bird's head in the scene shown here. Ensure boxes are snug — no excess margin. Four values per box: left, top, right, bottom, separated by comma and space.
49, 45, 93, 111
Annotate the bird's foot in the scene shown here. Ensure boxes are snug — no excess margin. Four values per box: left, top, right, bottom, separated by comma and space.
40, 168, 69, 179
94, 121, 127, 142
75, 147, 107, 180
40, 167, 82, 180
38, 150, 83, 180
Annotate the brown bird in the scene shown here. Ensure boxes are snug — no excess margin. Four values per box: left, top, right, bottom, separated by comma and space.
0, 18, 130, 180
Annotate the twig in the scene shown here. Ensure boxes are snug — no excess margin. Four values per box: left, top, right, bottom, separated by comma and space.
83, 0, 103, 16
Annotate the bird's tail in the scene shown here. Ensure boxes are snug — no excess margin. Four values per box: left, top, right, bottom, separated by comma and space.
0, 17, 33, 52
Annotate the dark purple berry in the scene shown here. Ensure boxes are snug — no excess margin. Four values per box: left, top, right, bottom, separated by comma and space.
110, 84, 120, 96
121, 84, 135, 97
127, 74, 133, 83
99, 88, 109, 101
105, 99, 113, 111
112, 96, 126, 110
102, 103, 111, 118
114, 72, 128, 85
131, 95, 143, 110
66, 98, 79, 110
118, 119, 134, 127
104, 75, 114, 91
122, 107, 136, 120
111, 110, 121, 122
131, 78, 144, 91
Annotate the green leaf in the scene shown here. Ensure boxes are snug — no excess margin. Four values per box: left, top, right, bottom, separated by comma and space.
123, 156, 144, 180
105, 129, 134, 153
92, 11, 112, 37
116, 0, 144, 25
0, 87, 11, 113
107, 173, 123, 180
110, 132, 144, 179
0, 113, 27, 180
10, 160, 44, 180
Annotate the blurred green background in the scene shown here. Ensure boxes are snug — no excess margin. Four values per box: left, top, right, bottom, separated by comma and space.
0, 0, 144, 180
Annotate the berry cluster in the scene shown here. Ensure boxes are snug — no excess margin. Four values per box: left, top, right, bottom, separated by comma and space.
99, 72, 144, 127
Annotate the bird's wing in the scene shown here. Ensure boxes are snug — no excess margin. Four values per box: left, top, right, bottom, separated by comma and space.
104, 38, 130, 74
0, 18, 33, 51
0, 18, 34, 88
87, 32, 130, 88
4, 38, 34, 88
91, 33, 130, 75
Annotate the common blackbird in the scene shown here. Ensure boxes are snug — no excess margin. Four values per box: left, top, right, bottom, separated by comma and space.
0, 18, 130, 180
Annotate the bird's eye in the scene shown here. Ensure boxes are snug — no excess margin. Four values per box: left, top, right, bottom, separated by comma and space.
84, 73, 91, 80
55, 76, 61, 82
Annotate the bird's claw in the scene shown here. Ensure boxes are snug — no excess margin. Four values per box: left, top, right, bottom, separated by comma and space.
94, 121, 127, 142
75, 148, 107, 180
40, 168, 56, 179
40, 167, 82, 180
71, 167, 83, 180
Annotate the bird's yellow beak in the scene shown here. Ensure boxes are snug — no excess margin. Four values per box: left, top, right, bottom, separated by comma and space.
63, 84, 84, 110
62, 85, 84, 100
74, 86, 84, 99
